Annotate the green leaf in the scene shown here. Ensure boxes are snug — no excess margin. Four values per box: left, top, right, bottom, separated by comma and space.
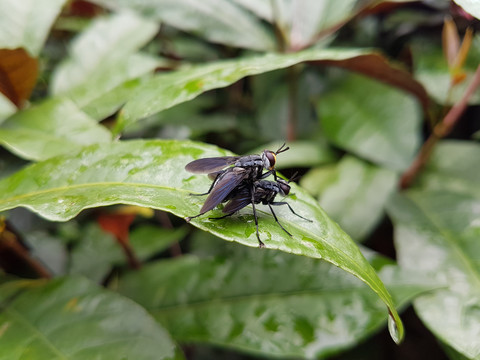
117, 48, 375, 132
52, 12, 158, 95
69, 224, 122, 283
233, 0, 357, 48
317, 72, 422, 170
0, 139, 403, 342
415, 140, 480, 198
51, 12, 161, 120
91, 0, 276, 51
0, 277, 181, 359
117, 245, 431, 357
0, 0, 67, 55
387, 191, 480, 359
453, 0, 480, 20
0, 98, 112, 161
302, 156, 398, 241
63, 53, 161, 120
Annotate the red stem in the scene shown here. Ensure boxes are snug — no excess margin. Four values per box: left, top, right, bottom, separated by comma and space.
400, 64, 480, 189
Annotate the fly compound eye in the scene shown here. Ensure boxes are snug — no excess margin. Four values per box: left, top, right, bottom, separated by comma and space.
264, 151, 276, 170
279, 181, 290, 196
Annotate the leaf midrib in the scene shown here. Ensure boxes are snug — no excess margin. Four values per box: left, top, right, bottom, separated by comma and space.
0, 181, 188, 205
151, 285, 380, 314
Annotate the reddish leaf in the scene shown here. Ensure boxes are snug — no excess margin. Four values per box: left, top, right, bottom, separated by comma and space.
97, 212, 140, 269
311, 53, 430, 112
97, 213, 135, 246
0, 48, 38, 108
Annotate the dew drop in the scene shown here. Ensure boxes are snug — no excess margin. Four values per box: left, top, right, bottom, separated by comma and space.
388, 312, 402, 344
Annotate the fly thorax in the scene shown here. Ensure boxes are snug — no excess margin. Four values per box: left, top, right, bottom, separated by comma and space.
235, 155, 263, 168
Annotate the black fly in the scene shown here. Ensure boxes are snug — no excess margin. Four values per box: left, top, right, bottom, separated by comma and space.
188, 177, 311, 248
185, 144, 289, 222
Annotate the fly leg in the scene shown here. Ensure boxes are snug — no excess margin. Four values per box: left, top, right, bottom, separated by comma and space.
185, 212, 205, 222
267, 203, 292, 237
250, 185, 265, 248
270, 202, 312, 222
209, 212, 235, 220
189, 176, 218, 196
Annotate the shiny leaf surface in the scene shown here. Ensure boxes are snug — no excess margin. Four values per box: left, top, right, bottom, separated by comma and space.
232, 0, 357, 49
388, 191, 480, 359
317, 73, 422, 170
52, 12, 159, 117
0, 0, 67, 56
0, 139, 403, 341
117, 48, 376, 131
117, 244, 431, 357
0, 277, 181, 359
91, 0, 276, 51
0, 98, 112, 161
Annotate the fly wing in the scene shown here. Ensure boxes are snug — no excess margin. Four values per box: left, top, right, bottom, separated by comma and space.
185, 156, 239, 174
200, 168, 247, 214
222, 192, 252, 214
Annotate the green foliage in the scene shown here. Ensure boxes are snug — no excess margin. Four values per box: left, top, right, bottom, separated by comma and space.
0, 0, 479, 359
0, 277, 179, 360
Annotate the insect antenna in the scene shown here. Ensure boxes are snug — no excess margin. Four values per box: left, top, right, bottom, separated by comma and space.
275, 143, 289, 154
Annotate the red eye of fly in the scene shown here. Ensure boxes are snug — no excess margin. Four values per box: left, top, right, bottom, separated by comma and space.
279, 181, 290, 195
265, 151, 276, 169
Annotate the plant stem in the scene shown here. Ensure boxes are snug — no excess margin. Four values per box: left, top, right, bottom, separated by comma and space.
400, 64, 480, 189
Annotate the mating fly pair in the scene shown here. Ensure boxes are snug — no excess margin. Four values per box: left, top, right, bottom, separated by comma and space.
185, 144, 311, 247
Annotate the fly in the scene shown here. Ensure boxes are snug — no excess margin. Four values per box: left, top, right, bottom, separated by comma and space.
185, 144, 289, 219
187, 177, 311, 248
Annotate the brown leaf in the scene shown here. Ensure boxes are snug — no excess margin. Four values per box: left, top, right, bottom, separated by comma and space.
0, 48, 39, 108
311, 53, 430, 112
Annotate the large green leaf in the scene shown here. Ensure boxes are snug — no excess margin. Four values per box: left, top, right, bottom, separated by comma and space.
0, 0, 67, 55
301, 156, 398, 241
317, 72, 422, 171
0, 277, 181, 359
232, 0, 357, 48
387, 191, 480, 359
51, 12, 160, 119
116, 48, 376, 132
52, 11, 158, 94
117, 242, 432, 358
0, 97, 112, 161
91, 0, 276, 51
0, 139, 404, 342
